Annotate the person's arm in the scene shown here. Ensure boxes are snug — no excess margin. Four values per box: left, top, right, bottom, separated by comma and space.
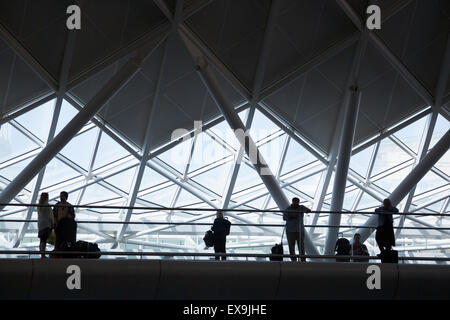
52, 204, 57, 226
362, 245, 369, 254
301, 205, 312, 213
212, 219, 217, 232
69, 205, 75, 219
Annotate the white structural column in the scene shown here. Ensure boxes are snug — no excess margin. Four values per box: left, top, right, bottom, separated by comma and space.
116, 0, 184, 242
324, 87, 362, 254
357, 128, 450, 242
323, 28, 367, 254
0, 52, 154, 210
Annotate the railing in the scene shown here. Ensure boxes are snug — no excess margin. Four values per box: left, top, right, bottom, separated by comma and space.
0, 203, 448, 263
1, 202, 449, 217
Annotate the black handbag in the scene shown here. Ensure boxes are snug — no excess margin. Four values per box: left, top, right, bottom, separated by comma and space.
203, 230, 214, 247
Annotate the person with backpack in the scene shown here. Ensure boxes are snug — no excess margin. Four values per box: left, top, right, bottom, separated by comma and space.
283, 197, 311, 262
53, 191, 77, 256
335, 237, 351, 262
211, 210, 231, 261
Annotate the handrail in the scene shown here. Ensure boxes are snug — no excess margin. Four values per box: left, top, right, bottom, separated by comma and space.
0, 219, 449, 230
1, 250, 450, 261
0, 203, 448, 217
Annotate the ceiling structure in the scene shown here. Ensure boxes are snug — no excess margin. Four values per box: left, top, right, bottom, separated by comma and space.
0, 0, 449, 261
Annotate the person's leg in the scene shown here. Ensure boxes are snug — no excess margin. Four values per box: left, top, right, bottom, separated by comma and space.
375, 228, 384, 253
300, 230, 305, 262
39, 240, 46, 258
213, 241, 220, 260
221, 239, 226, 261
286, 232, 297, 261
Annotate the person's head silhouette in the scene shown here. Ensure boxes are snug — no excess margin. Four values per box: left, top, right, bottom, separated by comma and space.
60, 191, 68, 203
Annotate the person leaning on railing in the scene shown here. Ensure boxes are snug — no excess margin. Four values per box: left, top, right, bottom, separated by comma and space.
283, 197, 311, 262
375, 198, 397, 255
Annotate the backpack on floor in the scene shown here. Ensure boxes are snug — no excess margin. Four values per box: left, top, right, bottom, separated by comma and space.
72, 240, 101, 259
269, 226, 285, 261
270, 243, 283, 261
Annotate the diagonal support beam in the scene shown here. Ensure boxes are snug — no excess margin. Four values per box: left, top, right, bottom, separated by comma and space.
13, 26, 78, 247
356, 128, 450, 242
323, 28, 367, 254
0, 46, 161, 210
181, 36, 320, 256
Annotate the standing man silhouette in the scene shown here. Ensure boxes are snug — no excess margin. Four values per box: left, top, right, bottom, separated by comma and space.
283, 197, 311, 262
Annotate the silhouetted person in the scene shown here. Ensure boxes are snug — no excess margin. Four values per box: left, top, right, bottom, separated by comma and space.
53, 191, 76, 254
212, 210, 230, 261
37, 192, 54, 258
375, 199, 397, 255
283, 197, 311, 262
334, 237, 351, 262
351, 233, 369, 262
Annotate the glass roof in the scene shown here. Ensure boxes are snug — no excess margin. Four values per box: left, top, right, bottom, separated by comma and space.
0, 98, 449, 263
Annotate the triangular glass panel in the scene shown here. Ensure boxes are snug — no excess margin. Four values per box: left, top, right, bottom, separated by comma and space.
393, 115, 427, 155
191, 161, 234, 196
41, 158, 83, 190
257, 134, 286, 174
342, 188, 360, 211
281, 138, 318, 176
249, 109, 281, 143
138, 167, 169, 192
55, 100, 83, 136
231, 163, 263, 194
435, 149, 449, 174
103, 166, 136, 194
175, 189, 205, 207
0, 123, 39, 164
139, 184, 178, 207
357, 192, 381, 211
188, 131, 233, 173
60, 127, 98, 171
429, 114, 449, 150
350, 144, 374, 178
371, 137, 412, 177
80, 183, 122, 205
15, 99, 55, 142
414, 170, 449, 195
156, 137, 192, 175
93, 131, 131, 170
291, 172, 322, 198
371, 165, 413, 194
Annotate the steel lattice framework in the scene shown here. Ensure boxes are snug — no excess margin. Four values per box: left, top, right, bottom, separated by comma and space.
0, 0, 449, 262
